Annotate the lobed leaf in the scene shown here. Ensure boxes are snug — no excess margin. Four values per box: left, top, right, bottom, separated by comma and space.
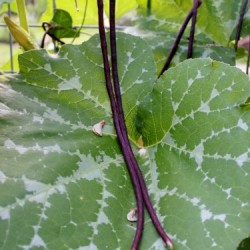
0, 32, 250, 250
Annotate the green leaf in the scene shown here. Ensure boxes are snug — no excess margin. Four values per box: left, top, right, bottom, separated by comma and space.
1, 32, 250, 249
136, 0, 242, 45
237, 237, 250, 250
41, 0, 137, 26
40, 0, 99, 25
139, 33, 235, 75
0, 1, 17, 14
136, 0, 192, 18
49, 9, 79, 39
104, 0, 138, 20
0, 0, 14, 8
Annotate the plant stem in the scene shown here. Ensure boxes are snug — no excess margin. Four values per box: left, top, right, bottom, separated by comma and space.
40, 22, 65, 48
247, 36, 250, 74
187, 0, 199, 59
234, 0, 249, 51
72, 0, 88, 44
75, 0, 79, 11
97, 0, 144, 248
16, 0, 29, 32
109, 0, 173, 248
147, 0, 151, 16
158, 0, 202, 77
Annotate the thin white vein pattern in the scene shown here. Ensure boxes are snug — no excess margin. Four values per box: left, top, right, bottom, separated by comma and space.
78, 243, 98, 250
144, 147, 166, 223
0, 150, 122, 226
19, 73, 111, 117
87, 170, 119, 248
30, 96, 92, 131
32, 114, 44, 124
44, 108, 67, 124
126, 51, 135, 64
67, 150, 123, 181
0, 83, 17, 98
168, 68, 207, 125
0, 103, 16, 117
13, 90, 102, 132
190, 142, 204, 168
0, 171, 7, 184
20, 181, 74, 250
170, 67, 238, 128
165, 234, 191, 250
148, 238, 168, 250
0, 208, 10, 220
22, 176, 48, 193
193, 126, 250, 175
57, 76, 82, 91
172, 86, 230, 127
4, 139, 62, 155
237, 118, 248, 131
19, 227, 47, 250
158, 186, 229, 248
163, 128, 250, 203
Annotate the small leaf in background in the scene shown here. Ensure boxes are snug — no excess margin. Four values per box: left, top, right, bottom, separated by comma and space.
48, 9, 79, 39
40, 0, 99, 25
0, 0, 14, 9
133, 1, 239, 72
136, 0, 242, 45
140, 33, 235, 75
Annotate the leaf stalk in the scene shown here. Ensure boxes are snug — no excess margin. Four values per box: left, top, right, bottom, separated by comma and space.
187, 0, 199, 59
158, 0, 202, 77
234, 0, 249, 51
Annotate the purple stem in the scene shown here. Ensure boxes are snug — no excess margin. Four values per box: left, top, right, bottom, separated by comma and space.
158, 0, 202, 77
97, 0, 144, 249
187, 0, 199, 59
109, 0, 173, 248
234, 0, 249, 51
247, 36, 250, 74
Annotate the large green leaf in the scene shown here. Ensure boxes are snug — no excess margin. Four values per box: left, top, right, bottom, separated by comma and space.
0, 32, 250, 250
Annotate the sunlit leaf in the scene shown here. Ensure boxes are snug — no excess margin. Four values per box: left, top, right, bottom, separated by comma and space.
0, 32, 250, 250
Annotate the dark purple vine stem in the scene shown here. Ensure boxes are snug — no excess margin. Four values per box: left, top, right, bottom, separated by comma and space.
158, 0, 202, 77
109, 0, 173, 248
247, 36, 250, 74
98, 0, 173, 249
187, 0, 199, 59
234, 0, 249, 51
97, 0, 144, 249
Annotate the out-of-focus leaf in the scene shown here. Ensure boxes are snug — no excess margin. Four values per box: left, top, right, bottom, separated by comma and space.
136, 0, 242, 45
0, 0, 14, 9
41, 0, 137, 25
48, 9, 79, 39
144, 34, 235, 75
